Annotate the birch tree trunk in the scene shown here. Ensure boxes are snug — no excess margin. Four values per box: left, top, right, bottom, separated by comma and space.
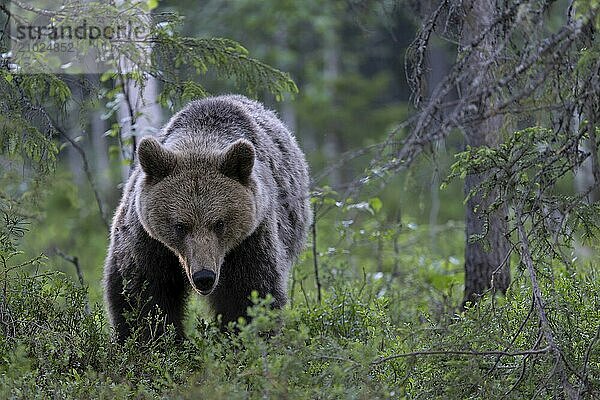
116, 75, 162, 181
91, 109, 109, 191
115, 0, 161, 181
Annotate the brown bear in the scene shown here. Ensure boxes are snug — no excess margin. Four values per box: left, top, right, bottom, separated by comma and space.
103, 95, 310, 341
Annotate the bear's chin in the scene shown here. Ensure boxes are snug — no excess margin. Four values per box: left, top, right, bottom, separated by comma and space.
194, 287, 214, 296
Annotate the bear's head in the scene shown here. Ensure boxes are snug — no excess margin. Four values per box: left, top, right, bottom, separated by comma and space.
135, 136, 257, 295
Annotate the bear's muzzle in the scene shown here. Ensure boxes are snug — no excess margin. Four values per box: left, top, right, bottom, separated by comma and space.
192, 269, 216, 294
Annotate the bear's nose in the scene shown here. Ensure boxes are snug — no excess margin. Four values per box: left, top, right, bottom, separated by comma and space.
192, 269, 216, 293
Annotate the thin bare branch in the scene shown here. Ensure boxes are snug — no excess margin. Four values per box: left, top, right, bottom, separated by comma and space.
311, 206, 322, 304
371, 346, 551, 366
54, 248, 90, 315
578, 323, 600, 397
55, 128, 110, 231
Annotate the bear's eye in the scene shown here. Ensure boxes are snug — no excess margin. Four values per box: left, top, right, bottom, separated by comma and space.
173, 223, 189, 237
213, 220, 225, 236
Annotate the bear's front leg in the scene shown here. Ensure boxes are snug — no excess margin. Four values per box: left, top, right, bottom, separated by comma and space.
105, 262, 188, 342
208, 234, 289, 328
208, 273, 287, 328
104, 265, 132, 342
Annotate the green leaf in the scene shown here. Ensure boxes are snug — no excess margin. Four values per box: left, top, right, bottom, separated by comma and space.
368, 197, 383, 214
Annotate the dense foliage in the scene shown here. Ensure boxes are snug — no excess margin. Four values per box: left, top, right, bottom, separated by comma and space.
1, 203, 598, 398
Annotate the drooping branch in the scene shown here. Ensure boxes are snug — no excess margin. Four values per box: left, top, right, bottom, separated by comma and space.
371, 346, 551, 366
514, 206, 577, 399
354, 2, 598, 190
578, 323, 600, 397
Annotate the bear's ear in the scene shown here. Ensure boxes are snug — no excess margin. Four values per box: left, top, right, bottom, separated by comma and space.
220, 139, 255, 185
137, 136, 176, 181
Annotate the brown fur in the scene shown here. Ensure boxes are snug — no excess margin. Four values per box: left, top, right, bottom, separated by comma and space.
103, 95, 310, 341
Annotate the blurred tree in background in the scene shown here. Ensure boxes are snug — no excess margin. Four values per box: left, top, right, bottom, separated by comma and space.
398, 0, 600, 313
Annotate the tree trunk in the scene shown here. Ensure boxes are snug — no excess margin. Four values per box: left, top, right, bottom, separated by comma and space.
463, 173, 511, 307
323, 25, 343, 189
91, 109, 109, 190
461, 0, 511, 307
116, 4, 161, 181
426, 39, 449, 250
575, 109, 600, 204
117, 73, 161, 181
